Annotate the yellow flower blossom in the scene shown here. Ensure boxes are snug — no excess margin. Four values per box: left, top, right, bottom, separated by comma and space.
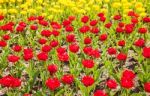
140, 12, 147, 17
135, 2, 143, 8
20, 10, 27, 15
104, 0, 110, 3
48, 15, 53, 20
80, 9, 86, 14
37, 0, 43, 4
41, 13, 47, 17
85, 7, 91, 11
28, 9, 36, 14
8, 8, 18, 14
36, 6, 43, 10
88, 0, 94, 5
0, 0, 4, 3
123, 9, 131, 14
92, 5, 100, 11
112, 2, 121, 8
121, 0, 128, 3
137, 7, 145, 12
17, 0, 22, 3
100, 8, 108, 14
9, 0, 15, 3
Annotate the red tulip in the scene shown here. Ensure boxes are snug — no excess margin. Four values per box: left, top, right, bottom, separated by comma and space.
144, 82, 150, 93
46, 78, 60, 91
114, 15, 122, 20
94, 90, 108, 96
138, 27, 147, 34
62, 19, 71, 27
61, 74, 74, 84
0, 40, 7, 47
50, 40, 59, 47
81, 76, 94, 87
37, 52, 48, 61
12, 45, 22, 52
117, 53, 127, 61
30, 25, 38, 30
118, 40, 125, 46
121, 77, 134, 89
42, 45, 52, 53
90, 20, 98, 26
39, 20, 48, 26
142, 47, 150, 58
41, 30, 51, 37
99, 34, 107, 41
38, 38, 47, 45
122, 69, 135, 80
69, 43, 79, 53
106, 79, 117, 89
134, 38, 145, 47
66, 34, 76, 43
0, 75, 21, 87
2, 34, 10, 40
65, 25, 74, 32
7, 55, 20, 63
82, 59, 94, 68
84, 37, 92, 44
107, 47, 117, 55
47, 64, 58, 75
81, 15, 89, 23
58, 53, 69, 62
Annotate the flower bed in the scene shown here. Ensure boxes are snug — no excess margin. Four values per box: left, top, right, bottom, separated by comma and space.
0, 0, 150, 96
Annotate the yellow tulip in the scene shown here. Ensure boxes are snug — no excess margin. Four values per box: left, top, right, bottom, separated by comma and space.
135, 2, 143, 8
80, 9, 86, 14
85, 7, 90, 11
123, 9, 131, 14
42, 3, 48, 6
140, 12, 147, 17
57, 10, 63, 13
20, 10, 27, 15
37, 0, 43, 4
9, 0, 15, 3
54, 5, 60, 9
88, 0, 94, 5
41, 13, 47, 17
5, 0, 9, 3
0, 9, 3, 15
8, 8, 18, 14
123, 14, 127, 18
137, 7, 145, 12
48, 15, 53, 20
112, 2, 121, 8
101, 8, 108, 14
28, 9, 36, 14
92, 5, 100, 11
121, 0, 128, 3
0, 0, 4, 3
104, 0, 110, 3
17, 0, 22, 3
36, 6, 43, 10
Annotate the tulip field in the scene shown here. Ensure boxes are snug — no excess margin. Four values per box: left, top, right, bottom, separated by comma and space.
0, 0, 150, 96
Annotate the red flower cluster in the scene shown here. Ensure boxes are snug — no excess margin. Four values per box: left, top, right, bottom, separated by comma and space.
0, 75, 21, 87
121, 69, 135, 89
106, 79, 118, 89
142, 47, 150, 58
61, 74, 74, 84
94, 90, 108, 96
81, 75, 94, 87
82, 59, 94, 68
46, 78, 60, 90
144, 82, 150, 93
